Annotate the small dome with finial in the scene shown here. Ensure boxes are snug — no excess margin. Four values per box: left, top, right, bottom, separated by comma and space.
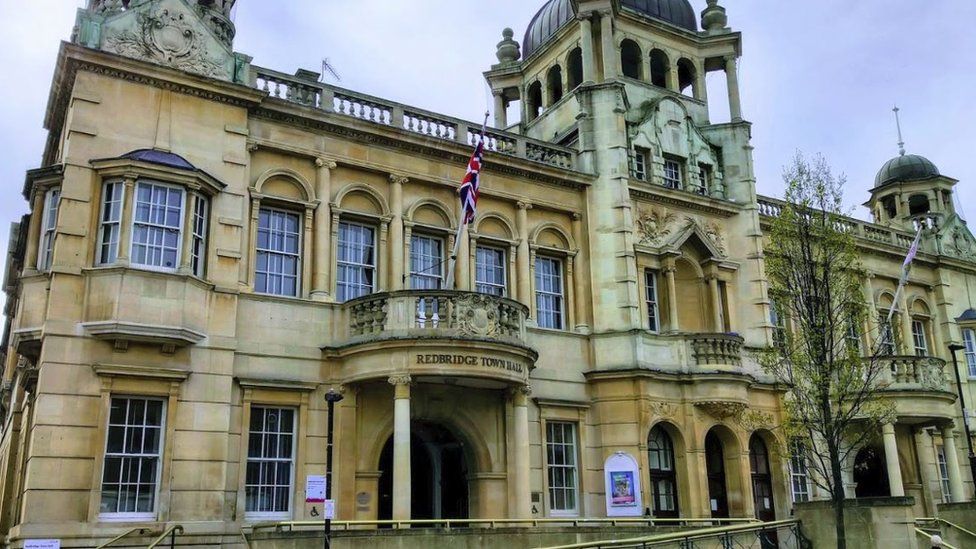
875, 106, 941, 188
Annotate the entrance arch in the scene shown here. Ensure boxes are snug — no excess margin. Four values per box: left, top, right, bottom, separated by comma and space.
705, 430, 729, 518
378, 421, 470, 520
854, 446, 890, 498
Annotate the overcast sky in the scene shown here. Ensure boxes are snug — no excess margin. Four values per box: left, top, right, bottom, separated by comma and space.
0, 0, 973, 261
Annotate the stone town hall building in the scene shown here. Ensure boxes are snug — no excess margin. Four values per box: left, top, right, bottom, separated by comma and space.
0, 0, 974, 545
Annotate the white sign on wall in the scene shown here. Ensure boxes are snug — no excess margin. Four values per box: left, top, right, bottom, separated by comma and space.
25, 541, 60, 549
306, 475, 326, 503
604, 452, 643, 517
324, 499, 336, 520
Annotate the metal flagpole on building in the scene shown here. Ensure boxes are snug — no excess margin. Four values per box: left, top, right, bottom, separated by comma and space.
445, 111, 490, 290
879, 226, 922, 353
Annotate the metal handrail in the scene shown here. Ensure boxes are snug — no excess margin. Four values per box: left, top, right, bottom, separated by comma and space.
914, 527, 959, 549
146, 525, 184, 549
533, 519, 800, 549
917, 517, 976, 543
250, 517, 759, 533
95, 528, 153, 549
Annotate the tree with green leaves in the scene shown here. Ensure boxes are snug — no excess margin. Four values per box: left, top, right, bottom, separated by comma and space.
762, 153, 894, 549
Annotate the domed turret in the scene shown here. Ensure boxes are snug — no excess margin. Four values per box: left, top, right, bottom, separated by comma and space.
875, 154, 940, 188
522, 0, 697, 59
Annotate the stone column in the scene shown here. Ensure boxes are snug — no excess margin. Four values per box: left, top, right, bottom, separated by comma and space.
571, 214, 589, 333
882, 423, 905, 497
942, 426, 965, 502
664, 260, 679, 332
512, 385, 532, 519
312, 158, 337, 300
666, 58, 679, 92
724, 55, 743, 122
493, 91, 507, 129
389, 175, 407, 291
389, 375, 412, 520
692, 61, 708, 103
117, 177, 137, 266
516, 202, 533, 312
579, 13, 595, 83
863, 275, 878, 348
709, 275, 723, 331
600, 11, 617, 80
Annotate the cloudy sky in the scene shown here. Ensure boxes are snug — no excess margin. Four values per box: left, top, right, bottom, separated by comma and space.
0, 0, 974, 260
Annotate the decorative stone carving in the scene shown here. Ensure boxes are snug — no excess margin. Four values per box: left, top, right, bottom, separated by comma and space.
387, 375, 412, 387
495, 28, 520, 64
102, 3, 229, 80
695, 400, 746, 420
456, 293, 500, 338
636, 208, 676, 245
945, 226, 976, 259
648, 400, 677, 420
737, 409, 774, 432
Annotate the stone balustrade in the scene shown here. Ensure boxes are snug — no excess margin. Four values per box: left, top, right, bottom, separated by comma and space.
686, 333, 744, 367
340, 290, 529, 347
878, 355, 949, 392
250, 66, 578, 171
757, 197, 924, 252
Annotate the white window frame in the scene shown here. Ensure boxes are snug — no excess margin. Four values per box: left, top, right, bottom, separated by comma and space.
190, 195, 209, 278
336, 220, 376, 303
878, 313, 895, 355
770, 299, 787, 349
644, 269, 660, 333
545, 421, 579, 516
788, 440, 811, 504
37, 187, 60, 271
409, 233, 444, 290
129, 181, 186, 272
912, 318, 929, 357
936, 445, 952, 504
99, 396, 166, 522
663, 158, 682, 190
254, 206, 302, 297
697, 164, 711, 196
633, 148, 648, 181
963, 328, 976, 378
245, 406, 297, 521
535, 255, 565, 330
475, 245, 507, 297
96, 181, 124, 266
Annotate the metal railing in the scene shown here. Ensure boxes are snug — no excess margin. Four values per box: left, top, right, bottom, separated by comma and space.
914, 527, 959, 549
916, 517, 976, 547
146, 525, 184, 549
249, 517, 759, 533
533, 519, 807, 549
95, 528, 154, 549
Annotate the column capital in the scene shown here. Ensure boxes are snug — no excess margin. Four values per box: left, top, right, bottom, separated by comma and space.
509, 384, 532, 404
571, 212, 582, 221
388, 374, 412, 387
576, 11, 596, 23
315, 157, 338, 170
389, 174, 409, 186
724, 54, 737, 65
517, 201, 533, 211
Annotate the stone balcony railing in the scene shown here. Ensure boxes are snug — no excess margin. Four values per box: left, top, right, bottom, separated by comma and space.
756, 197, 923, 251
877, 355, 950, 392
336, 290, 529, 348
250, 66, 579, 171
686, 333, 744, 367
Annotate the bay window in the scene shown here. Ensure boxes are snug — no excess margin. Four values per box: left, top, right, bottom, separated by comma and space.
255, 207, 301, 297
190, 196, 209, 278
475, 245, 506, 296
131, 182, 184, 270
37, 187, 60, 271
97, 181, 124, 265
337, 221, 376, 302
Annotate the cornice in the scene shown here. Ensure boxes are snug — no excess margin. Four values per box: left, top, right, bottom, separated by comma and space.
629, 185, 742, 218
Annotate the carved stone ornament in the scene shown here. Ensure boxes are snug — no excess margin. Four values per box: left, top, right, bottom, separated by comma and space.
455, 293, 500, 338
737, 409, 774, 432
684, 216, 727, 256
102, 3, 229, 80
695, 400, 746, 420
648, 400, 677, 420
945, 226, 976, 259
636, 207, 677, 246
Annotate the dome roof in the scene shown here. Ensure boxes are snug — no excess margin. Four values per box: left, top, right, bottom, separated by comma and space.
522, 0, 697, 60
874, 154, 940, 188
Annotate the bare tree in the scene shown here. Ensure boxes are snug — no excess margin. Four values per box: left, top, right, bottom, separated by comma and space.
761, 154, 894, 549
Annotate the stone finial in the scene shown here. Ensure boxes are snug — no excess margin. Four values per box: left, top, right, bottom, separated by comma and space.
701, 0, 729, 33
496, 28, 521, 64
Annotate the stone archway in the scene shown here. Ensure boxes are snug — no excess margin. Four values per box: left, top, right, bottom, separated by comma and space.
854, 446, 890, 498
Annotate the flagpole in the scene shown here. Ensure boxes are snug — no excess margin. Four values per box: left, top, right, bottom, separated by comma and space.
445, 110, 490, 290
880, 226, 922, 352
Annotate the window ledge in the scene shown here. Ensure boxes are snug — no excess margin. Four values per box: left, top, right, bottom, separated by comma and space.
82, 321, 206, 347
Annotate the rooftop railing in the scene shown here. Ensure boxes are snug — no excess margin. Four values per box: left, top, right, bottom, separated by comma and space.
251, 66, 579, 171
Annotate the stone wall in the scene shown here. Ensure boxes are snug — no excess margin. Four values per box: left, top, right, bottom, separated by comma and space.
795, 498, 919, 549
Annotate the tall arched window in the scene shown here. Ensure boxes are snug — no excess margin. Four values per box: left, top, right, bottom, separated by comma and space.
567, 48, 583, 90
621, 40, 642, 80
749, 435, 776, 522
705, 431, 729, 518
547, 65, 564, 105
677, 58, 696, 97
647, 425, 679, 517
527, 81, 543, 121
649, 49, 670, 89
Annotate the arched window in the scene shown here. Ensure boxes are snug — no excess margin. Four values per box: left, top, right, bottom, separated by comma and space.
705, 431, 729, 518
908, 194, 930, 216
567, 48, 583, 90
620, 40, 642, 80
749, 435, 775, 522
647, 426, 678, 517
677, 58, 696, 97
649, 49, 670, 89
547, 65, 564, 105
527, 81, 543, 121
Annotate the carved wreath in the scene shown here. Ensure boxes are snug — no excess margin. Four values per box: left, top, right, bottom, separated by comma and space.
455, 294, 500, 338
636, 208, 677, 246
103, 7, 226, 79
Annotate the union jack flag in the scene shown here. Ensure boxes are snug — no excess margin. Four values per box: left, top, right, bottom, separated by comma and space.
458, 129, 486, 225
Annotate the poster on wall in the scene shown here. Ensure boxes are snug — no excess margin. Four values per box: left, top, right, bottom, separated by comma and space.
604, 452, 642, 517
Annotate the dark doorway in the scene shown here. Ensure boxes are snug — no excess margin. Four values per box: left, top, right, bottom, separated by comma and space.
750, 435, 778, 548
647, 425, 679, 518
854, 447, 890, 498
705, 431, 729, 518
378, 422, 470, 521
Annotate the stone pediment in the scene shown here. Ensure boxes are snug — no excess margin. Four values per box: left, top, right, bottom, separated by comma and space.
82, 0, 237, 81
936, 215, 976, 260
635, 207, 727, 258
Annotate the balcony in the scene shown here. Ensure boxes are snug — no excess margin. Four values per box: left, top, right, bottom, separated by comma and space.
326, 291, 536, 387
686, 333, 744, 368
876, 355, 957, 422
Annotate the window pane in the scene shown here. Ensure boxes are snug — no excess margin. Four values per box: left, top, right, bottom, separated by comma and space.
255, 208, 302, 297
246, 407, 296, 515
475, 246, 506, 296
535, 257, 564, 330
337, 222, 376, 302
410, 234, 443, 290
546, 422, 578, 513
131, 182, 183, 270
100, 397, 164, 516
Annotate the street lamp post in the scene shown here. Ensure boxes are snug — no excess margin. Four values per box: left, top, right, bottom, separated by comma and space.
324, 388, 344, 549
948, 343, 976, 500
